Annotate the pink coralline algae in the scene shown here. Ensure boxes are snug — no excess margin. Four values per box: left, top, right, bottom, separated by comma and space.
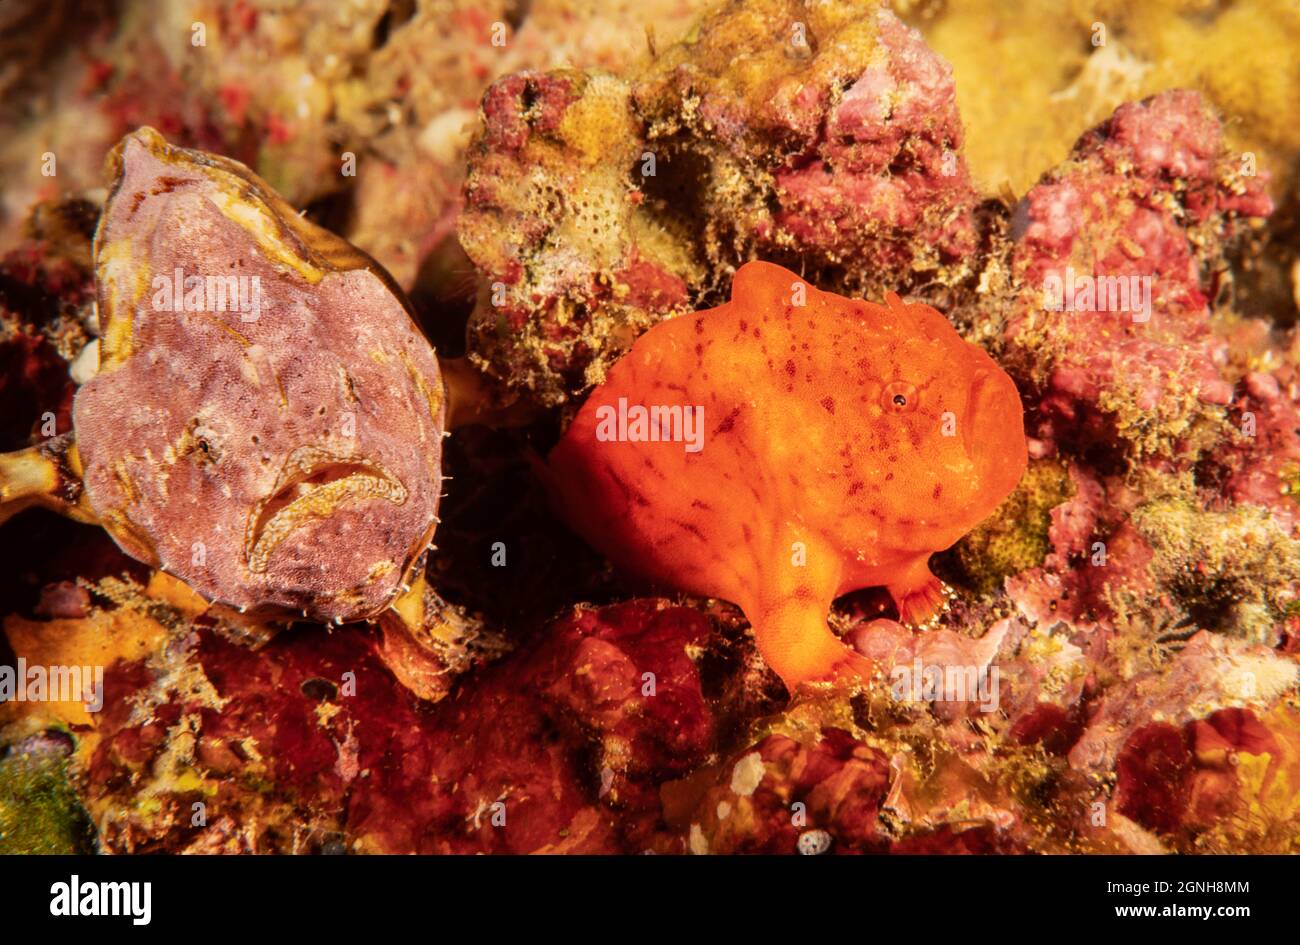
6, 1, 1300, 859
460, 69, 696, 406
636, 3, 982, 283
1219, 369, 1300, 532
1007, 89, 1272, 458
460, 2, 987, 406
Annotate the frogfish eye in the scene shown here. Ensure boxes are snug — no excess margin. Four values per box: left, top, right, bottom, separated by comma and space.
882, 381, 918, 413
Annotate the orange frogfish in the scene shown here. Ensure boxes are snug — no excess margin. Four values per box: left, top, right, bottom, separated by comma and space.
547, 261, 1026, 692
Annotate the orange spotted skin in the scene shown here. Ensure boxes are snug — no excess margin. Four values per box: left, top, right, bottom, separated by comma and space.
548, 261, 1027, 692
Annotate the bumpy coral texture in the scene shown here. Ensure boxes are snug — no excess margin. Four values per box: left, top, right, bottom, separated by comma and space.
635, 0, 981, 280
460, 69, 698, 406
548, 261, 1026, 690
26, 593, 774, 854
1008, 89, 1272, 458
5, 0, 1300, 858
461, 1, 987, 407
74, 128, 446, 623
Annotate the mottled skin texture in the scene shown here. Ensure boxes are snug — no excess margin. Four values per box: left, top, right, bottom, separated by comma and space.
73, 128, 445, 623
549, 261, 1026, 691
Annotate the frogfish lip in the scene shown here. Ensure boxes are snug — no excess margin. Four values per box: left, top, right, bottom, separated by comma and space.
245, 446, 408, 574
965, 368, 1028, 501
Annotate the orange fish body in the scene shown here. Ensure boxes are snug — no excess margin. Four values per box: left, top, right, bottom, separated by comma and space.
548, 261, 1027, 691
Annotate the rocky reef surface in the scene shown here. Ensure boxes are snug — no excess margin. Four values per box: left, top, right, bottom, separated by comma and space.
3, 0, 1300, 854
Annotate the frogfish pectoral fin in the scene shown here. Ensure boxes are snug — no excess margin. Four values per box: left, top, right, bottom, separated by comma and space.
887, 558, 948, 626
746, 594, 875, 692
746, 540, 874, 692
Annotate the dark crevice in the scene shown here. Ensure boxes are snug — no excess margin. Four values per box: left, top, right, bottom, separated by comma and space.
372, 0, 416, 49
